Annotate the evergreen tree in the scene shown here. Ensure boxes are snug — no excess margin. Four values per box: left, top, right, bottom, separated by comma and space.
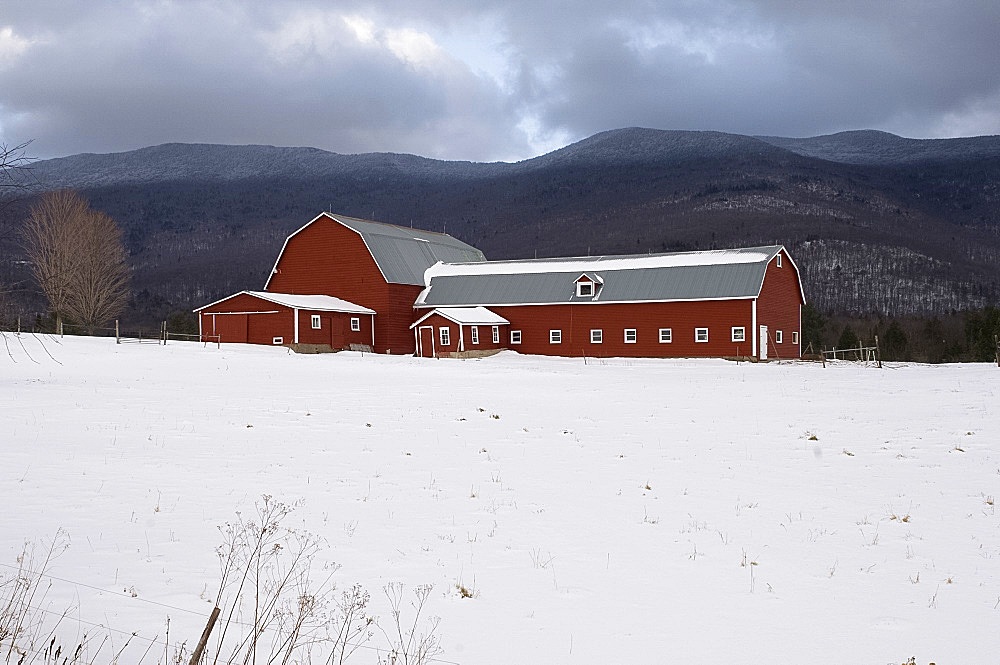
882, 320, 909, 361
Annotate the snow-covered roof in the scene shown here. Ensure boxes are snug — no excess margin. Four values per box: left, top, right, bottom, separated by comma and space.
195, 291, 375, 314
410, 307, 510, 329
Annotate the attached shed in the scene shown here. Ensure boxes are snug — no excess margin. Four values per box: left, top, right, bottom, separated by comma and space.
409, 306, 510, 358
195, 291, 375, 350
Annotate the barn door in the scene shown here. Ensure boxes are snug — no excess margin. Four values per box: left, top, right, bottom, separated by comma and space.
418, 326, 435, 358
759, 325, 768, 360
330, 318, 345, 350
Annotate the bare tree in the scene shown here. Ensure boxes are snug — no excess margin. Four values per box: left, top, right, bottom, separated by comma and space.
21, 190, 129, 334
0, 140, 34, 195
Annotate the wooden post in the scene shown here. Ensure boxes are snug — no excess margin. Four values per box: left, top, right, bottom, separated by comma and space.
16, 316, 20, 335
115, 319, 120, 344
162, 320, 167, 345
874, 335, 882, 368
188, 605, 221, 665
995, 334, 999, 368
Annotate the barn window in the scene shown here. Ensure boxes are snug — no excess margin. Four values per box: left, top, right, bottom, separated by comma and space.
577, 281, 594, 297
311, 315, 321, 329
695, 328, 709, 343
659, 328, 672, 343
590, 329, 603, 343
492, 326, 500, 343
350, 317, 360, 332
511, 330, 522, 344
440, 327, 451, 346
624, 329, 637, 344
732, 327, 745, 342
471, 326, 479, 345
549, 330, 562, 344
792, 331, 799, 344
272, 337, 283, 345
776, 330, 783, 343
776, 253, 782, 268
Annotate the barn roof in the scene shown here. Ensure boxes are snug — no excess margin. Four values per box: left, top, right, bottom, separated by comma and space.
265, 212, 486, 288
410, 306, 510, 329
195, 291, 375, 314
415, 246, 801, 307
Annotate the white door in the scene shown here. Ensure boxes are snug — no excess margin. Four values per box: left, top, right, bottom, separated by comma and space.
759, 325, 768, 360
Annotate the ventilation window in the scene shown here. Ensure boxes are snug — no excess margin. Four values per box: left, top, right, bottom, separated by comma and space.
272, 337, 283, 345
590, 329, 603, 343
624, 329, 637, 344
732, 327, 745, 342
549, 330, 562, 344
695, 328, 709, 343
659, 328, 672, 343
510, 330, 522, 344
577, 281, 594, 297
311, 315, 321, 329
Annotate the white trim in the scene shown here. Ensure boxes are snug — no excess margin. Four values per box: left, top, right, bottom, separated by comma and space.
414, 294, 757, 309
510, 330, 522, 345
792, 330, 799, 344
416, 325, 435, 357
695, 327, 709, 343
752, 247, 807, 305
439, 327, 451, 346
471, 326, 479, 345
194, 288, 374, 314
751, 299, 757, 357
576, 281, 594, 297
624, 328, 637, 344
458, 324, 465, 351
198, 312, 202, 340
549, 329, 562, 344
410, 306, 509, 329
732, 326, 745, 342
350, 317, 360, 331
659, 328, 672, 343
492, 325, 499, 344
590, 329, 603, 344
272, 336, 283, 345
776, 253, 782, 268
776, 330, 783, 344
311, 314, 321, 329
293, 308, 299, 344
198, 310, 280, 315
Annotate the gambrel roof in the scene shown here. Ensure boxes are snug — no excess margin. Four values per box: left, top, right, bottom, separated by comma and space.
265, 212, 486, 288
415, 246, 805, 307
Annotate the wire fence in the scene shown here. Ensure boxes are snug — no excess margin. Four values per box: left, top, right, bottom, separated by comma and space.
0, 318, 220, 348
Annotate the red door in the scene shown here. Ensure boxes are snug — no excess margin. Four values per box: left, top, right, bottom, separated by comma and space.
330, 318, 345, 350
418, 326, 435, 358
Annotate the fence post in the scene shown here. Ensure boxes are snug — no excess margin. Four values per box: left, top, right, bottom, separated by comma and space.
58, 319, 63, 337
188, 605, 221, 665
162, 320, 167, 345
116, 320, 120, 344
16, 316, 20, 335
995, 334, 999, 368
874, 335, 882, 368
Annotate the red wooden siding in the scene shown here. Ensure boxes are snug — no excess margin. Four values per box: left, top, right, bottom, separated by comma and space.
295, 310, 373, 348
461, 323, 507, 351
756, 249, 804, 359
472, 299, 755, 357
265, 218, 416, 354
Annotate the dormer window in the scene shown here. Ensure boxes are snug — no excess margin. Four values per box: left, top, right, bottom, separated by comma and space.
577, 281, 594, 297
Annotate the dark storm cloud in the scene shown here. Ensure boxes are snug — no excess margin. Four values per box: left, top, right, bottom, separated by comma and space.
1, 1, 997, 161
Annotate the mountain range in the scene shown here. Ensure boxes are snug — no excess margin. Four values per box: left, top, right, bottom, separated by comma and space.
3, 128, 998, 323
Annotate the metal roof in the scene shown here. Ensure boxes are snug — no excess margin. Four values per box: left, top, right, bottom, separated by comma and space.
195, 290, 375, 314
410, 306, 510, 329
332, 214, 486, 285
416, 246, 786, 307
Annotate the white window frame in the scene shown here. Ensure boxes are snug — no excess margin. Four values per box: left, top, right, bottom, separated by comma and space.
310, 314, 321, 329
732, 326, 745, 342
792, 331, 799, 344
492, 326, 499, 344
576, 281, 594, 297
510, 330, 522, 345
659, 328, 672, 343
549, 329, 562, 344
350, 317, 360, 332
776, 330, 783, 344
695, 327, 709, 343
272, 336, 283, 345
776, 253, 782, 268
624, 328, 637, 344
439, 327, 450, 346
471, 326, 479, 345
590, 329, 603, 344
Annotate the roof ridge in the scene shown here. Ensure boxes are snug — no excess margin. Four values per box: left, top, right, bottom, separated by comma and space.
329, 212, 455, 238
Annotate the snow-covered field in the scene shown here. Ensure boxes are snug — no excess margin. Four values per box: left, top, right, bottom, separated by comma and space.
2, 335, 998, 664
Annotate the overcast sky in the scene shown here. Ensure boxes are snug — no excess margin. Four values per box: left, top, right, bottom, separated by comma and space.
2, 1, 998, 161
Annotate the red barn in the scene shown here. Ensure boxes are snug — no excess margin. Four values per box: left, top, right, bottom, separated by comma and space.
409, 307, 510, 358
414, 246, 805, 360
195, 291, 375, 349
263, 213, 484, 354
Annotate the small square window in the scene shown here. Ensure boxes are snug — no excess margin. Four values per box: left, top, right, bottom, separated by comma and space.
732, 326, 745, 342
492, 326, 499, 344
792, 331, 799, 344
350, 317, 360, 332
549, 329, 562, 344
440, 327, 451, 346
624, 328, 637, 343
776, 253, 782, 268
776, 330, 783, 343
510, 330, 522, 344
272, 336, 283, 345
590, 329, 603, 343
659, 328, 672, 343
471, 326, 479, 345
576, 281, 594, 297
695, 328, 709, 343
311, 314, 321, 329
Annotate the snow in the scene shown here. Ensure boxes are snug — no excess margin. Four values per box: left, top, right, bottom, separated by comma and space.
2, 335, 998, 664
196, 291, 376, 314
411, 307, 510, 327
423, 247, 777, 282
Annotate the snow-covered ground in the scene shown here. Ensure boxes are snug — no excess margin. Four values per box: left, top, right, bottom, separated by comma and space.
2, 335, 998, 664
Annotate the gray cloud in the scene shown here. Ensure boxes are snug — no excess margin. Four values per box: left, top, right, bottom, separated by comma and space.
1, 1, 998, 161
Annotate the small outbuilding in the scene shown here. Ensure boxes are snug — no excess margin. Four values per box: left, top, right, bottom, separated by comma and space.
195, 291, 376, 351
410, 307, 510, 358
